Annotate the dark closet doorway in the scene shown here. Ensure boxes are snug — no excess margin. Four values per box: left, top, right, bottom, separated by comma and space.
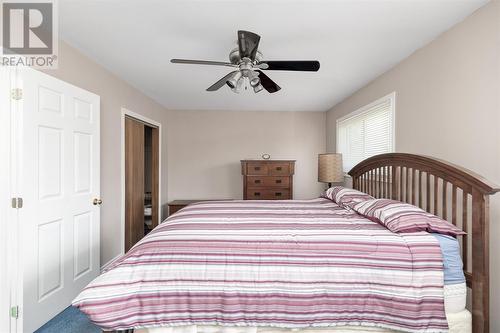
124, 115, 159, 252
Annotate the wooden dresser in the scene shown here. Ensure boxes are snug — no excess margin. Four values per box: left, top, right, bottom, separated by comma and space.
241, 160, 295, 200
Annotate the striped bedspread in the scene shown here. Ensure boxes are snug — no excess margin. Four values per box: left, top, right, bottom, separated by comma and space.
73, 198, 448, 332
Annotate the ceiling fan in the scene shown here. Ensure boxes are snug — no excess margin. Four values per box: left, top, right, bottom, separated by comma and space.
171, 30, 320, 94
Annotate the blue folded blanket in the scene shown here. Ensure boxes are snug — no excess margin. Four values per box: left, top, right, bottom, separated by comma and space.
432, 233, 466, 285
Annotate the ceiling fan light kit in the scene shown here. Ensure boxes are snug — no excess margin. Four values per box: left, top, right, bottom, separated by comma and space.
226, 71, 242, 89
171, 30, 320, 94
253, 84, 264, 93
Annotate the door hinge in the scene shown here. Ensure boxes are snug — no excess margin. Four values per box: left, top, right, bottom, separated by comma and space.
11, 88, 22, 100
11, 197, 23, 209
10, 306, 18, 319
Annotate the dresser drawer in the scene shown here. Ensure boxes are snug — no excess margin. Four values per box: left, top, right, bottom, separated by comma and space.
246, 188, 291, 200
246, 162, 269, 175
247, 176, 290, 188
268, 163, 291, 176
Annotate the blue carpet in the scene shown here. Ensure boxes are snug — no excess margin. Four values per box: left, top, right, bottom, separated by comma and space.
35, 306, 100, 333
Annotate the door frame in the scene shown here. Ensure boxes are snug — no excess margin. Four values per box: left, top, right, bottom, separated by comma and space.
120, 108, 162, 257
0, 67, 20, 333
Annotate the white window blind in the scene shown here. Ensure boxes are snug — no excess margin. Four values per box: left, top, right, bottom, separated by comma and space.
336, 93, 395, 172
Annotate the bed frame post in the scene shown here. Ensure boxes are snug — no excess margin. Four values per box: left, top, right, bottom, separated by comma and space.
472, 189, 489, 333
352, 176, 358, 189
391, 165, 397, 200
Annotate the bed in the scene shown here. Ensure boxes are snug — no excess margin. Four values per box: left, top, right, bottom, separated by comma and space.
73, 153, 499, 333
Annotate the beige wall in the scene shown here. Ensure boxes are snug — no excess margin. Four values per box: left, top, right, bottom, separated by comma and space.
42, 41, 327, 267
42, 41, 171, 266
326, 1, 500, 330
167, 110, 326, 201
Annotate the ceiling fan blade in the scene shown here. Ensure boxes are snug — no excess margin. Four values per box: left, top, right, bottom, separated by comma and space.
206, 71, 239, 91
257, 70, 281, 93
238, 30, 261, 60
259, 60, 320, 71
171, 59, 235, 67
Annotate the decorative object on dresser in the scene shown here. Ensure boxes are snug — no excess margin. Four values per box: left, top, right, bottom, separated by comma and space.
241, 160, 295, 200
318, 153, 343, 188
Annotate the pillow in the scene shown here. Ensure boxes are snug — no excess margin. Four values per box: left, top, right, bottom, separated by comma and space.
323, 186, 374, 209
352, 198, 465, 236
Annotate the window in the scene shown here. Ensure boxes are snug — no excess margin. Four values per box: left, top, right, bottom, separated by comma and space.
336, 92, 395, 172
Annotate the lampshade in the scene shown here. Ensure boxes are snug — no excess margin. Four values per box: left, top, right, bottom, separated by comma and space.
318, 153, 343, 183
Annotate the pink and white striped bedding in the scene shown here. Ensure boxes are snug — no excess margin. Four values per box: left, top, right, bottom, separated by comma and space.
73, 198, 448, 332
353, 199, 465, 236
322, 186, 374, 209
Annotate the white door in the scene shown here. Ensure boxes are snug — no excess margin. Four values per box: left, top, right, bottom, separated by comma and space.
18, 69, 100, 332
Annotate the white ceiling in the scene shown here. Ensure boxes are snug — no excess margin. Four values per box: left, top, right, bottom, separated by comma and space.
60, 0, 488, 112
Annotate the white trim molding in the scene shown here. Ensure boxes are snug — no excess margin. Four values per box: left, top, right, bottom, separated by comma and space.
0, 64, 13, 333
100, 253, 123, 273
336, 91, 396, 126
0, 67, 22, 333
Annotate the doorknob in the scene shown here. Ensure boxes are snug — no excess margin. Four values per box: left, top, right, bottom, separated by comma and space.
93, 198, 102, 205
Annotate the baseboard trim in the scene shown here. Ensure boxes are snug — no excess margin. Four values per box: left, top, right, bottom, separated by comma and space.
100, 253, 123, 273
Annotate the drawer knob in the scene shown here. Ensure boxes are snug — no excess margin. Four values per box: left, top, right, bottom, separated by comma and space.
275, 192, 282, 196
254, 192, 261, 196
254, 180, 261, 184
276, 180, 282, 184
254, 167, 261, 171
276, 167, 282, 171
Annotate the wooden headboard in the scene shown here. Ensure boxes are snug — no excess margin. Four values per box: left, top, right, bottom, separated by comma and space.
348, 153, 500, 333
